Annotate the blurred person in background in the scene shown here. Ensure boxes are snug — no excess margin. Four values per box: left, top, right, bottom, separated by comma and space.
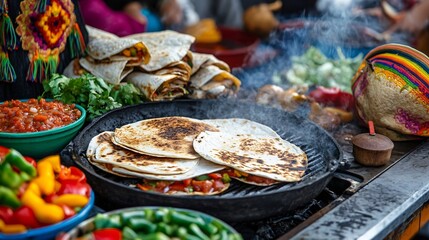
78, 0, 147, 37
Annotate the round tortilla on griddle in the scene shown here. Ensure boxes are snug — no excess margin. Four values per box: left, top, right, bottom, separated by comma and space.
193, 131, 308, 182
113, 116, 219, 159
87, 131, 198, 175
202, 118, 280, 137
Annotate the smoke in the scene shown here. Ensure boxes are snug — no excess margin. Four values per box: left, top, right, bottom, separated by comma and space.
235, 0, 412, 91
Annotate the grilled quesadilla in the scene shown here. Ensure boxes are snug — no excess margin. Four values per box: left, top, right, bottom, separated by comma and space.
112, 159, 225, 181
193, 131, 308, 183
87, 132, 199, 174
79, 58, 134, 85
80, 26, 151, 84
127, 30, 195, 72
189, 65, 241, 99
127, 58, 192, 101
191, 52, 230, 74
200, 118, 283, 186
113, 116, 219, 159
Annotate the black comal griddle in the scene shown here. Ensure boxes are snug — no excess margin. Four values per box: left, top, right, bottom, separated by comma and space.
60, 99, 342, 222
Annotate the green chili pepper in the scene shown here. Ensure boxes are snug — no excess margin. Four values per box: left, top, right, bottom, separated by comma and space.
200, 222, 218, 236
121, 211, 146, 224
144, 208, 155, 221
194, 175, 210, 181
4, 149, 36, 177
157, 222, 174, 236
127, 218, 157, 233
229, 233, 244, 240
137, 232, 170, 240
154, 208, 169, 222
122, 226, 139, 240
189, 223, 210, 240
0, 163, 23, 189
0, 185, 21, 208
219, 229, 229, 240
94, 214, 122, 229
170, 211, 205, 227
176, 227, 188, 238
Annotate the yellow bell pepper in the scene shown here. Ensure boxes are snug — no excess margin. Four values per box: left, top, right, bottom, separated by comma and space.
21, 189, 44, 208
53, 194, 89, 207
0, 219, 26, 234
34, 160, 55, 195
33, 203, 64, 224
21, 183, 65, 224
39, 155, 61, 173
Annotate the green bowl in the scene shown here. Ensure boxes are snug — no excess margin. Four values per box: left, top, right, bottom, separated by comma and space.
59, 206, 242, 239
0, 102, 86, 159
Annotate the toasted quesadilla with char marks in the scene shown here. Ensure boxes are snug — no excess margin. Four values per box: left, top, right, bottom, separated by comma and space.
189, 65, 241, 99
127, 30, 195, 72
128, 57, 193, 101
87, 132, 199, 175
193, 131, 308, 183
79, 58, 133, 85
126, 72, 189, 101
113, 116, 219, 159
191, 52, 230, 74
200, 118, 283, 186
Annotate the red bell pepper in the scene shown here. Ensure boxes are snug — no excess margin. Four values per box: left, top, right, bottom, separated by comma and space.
59, 204, 76, 219
92, 228, 122, 240
56, 180, 91, 198
308, 87, 355, 111
23, 156, 37, 168
0, 206, 15, 224
0, 146, 9, 158
13, 206, 42, 229
58, 166, 86, 183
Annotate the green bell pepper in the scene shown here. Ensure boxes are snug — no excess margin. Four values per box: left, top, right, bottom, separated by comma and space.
0, 185, 21, 208
4, 149, 37, 177
0, 162, 23, 189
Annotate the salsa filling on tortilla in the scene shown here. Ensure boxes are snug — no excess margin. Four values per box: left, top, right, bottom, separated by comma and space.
136, 172, 230, 194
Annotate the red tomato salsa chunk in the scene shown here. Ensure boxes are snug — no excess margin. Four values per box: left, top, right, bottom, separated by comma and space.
0, 98, 81, 133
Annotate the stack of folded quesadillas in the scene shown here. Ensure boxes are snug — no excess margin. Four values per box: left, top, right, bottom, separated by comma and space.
86, 117, 308, 195
64, 27, 241, 101
78, 26, 151, 85
188, 53, 241, 99
125, 31, 194, 101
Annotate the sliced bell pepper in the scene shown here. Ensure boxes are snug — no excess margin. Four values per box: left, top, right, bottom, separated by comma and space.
59, 204, 76, 219
23, 156, 37, 168
52, 194, 89, 208
308, 86, 355, 111
0, 219, 26, 234
56, 180, 91, 197
92, 228, 122, 240
0, 146, 9, 158
3, 149, 37, 178
0, 186, 21, 208
13, 206, 42, 229
0, 206, 15, 224
0, 163, 22, 189
39, 155, 61, 173
58, 166, 86, 183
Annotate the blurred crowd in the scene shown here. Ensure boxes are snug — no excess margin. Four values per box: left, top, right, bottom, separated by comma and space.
77, 0, 429, 42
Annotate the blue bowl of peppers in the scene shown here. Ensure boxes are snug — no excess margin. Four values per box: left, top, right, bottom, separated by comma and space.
0, 147, 94, 240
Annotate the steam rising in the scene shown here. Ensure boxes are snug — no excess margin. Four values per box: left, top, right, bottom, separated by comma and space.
234, 1, 412, 90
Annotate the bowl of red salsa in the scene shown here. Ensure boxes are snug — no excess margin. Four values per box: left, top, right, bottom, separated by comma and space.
0, 98, 86, 159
